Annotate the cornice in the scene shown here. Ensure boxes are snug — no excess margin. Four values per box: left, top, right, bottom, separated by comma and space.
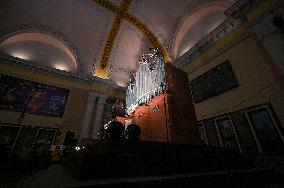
173, 0, 278, 69
0, 52, 125, 98
224, 0, 259, 19
174, 18, 240, 69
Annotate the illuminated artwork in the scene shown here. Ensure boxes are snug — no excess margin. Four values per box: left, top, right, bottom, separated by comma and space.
0, 74, 69, 117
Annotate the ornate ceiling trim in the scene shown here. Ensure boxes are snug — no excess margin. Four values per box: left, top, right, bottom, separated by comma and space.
174, 18, 241, 69
92, 0, 132, 78
96, 17, 123, 77
0, 23, 84, 75
91, 0, 168, 78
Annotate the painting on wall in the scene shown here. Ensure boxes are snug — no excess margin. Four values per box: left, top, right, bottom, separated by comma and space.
190, 60, 239, 103
0, 73, 69, 117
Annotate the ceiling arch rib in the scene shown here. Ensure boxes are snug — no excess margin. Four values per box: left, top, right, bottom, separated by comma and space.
91, 0, 169, 78
92, 0, 132, 78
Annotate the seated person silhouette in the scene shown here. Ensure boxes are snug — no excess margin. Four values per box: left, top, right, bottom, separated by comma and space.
89, 121, 125, 178
124, 124, 141, 143
94, 121, 125, 154
105, 121, 124, 143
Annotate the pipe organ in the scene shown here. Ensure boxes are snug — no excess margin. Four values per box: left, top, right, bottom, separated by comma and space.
126, 51, 166, 114
125, 49, 201, 144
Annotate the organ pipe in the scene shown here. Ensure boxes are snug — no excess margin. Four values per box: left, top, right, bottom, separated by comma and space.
126, 50, 166, 114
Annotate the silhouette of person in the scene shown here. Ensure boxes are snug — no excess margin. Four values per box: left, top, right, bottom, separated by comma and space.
104, 121, 125, 143
124, 124, 141, 142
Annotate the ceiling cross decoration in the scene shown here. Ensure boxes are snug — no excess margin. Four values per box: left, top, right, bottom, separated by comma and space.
92, 0, 169, 78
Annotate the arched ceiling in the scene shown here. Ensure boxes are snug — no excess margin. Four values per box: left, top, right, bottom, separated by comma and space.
0, 33, 78, 72
174, 5, 227, 57
0, 0, 233, 87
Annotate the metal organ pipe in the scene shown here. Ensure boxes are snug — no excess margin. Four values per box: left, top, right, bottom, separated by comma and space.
138, 67, 141, 101
145, 64, 148, 103
142, 64, 145, 103
145, 63, 148, 102
126, 52, 166, 114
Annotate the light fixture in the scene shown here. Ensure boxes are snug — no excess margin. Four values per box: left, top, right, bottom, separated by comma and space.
75, 146, 80, 151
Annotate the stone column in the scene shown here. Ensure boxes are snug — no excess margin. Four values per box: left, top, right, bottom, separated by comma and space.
249, 9, 284, 76
92, 94, 108, 139
80, 92, 98, 140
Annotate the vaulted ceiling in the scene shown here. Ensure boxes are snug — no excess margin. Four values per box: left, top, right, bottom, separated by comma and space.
0, 0, 232, 87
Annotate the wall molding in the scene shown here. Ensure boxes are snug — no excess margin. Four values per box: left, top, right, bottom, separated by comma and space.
0, 52, 125, 99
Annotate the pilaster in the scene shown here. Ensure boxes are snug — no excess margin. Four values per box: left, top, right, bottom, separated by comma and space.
92, 94, 108, 139
80, 92, 99, 140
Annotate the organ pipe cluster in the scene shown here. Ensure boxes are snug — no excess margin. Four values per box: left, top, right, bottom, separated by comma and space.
126, 50, 167, 114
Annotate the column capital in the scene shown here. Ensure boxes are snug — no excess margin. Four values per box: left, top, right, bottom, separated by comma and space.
248, 6, 284, 40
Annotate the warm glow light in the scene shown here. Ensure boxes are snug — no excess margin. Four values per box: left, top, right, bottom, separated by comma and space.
116, 81, 127, 87
53, 63, 69, 71
96, 68, 108, 79
11, 52, 29, 60
181, 46, 192, 55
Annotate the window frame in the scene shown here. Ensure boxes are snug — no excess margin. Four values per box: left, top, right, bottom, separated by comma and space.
34, 128, 57, 147
0, 123, 22, 155
214, 115, 243, 153
245, 105, 284, 153
197, 121, 208, 145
